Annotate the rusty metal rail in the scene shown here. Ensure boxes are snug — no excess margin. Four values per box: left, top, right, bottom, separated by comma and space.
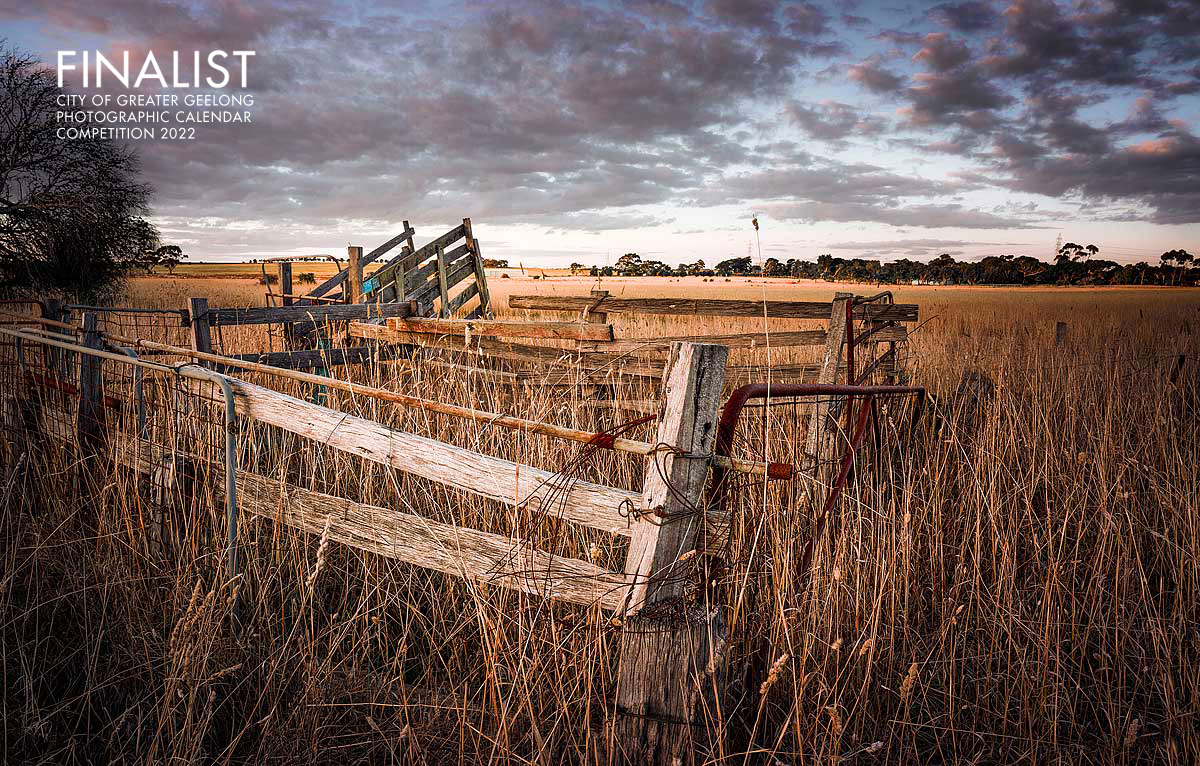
712, 382, 926, 573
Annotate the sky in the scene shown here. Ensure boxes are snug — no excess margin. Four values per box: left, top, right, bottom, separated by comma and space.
4, 0, 1199, 266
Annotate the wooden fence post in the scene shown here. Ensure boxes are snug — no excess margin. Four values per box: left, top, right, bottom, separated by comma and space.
279, 262, 294, 343
42, 298, 64, 373
804, 292, 851, 470
463, 217, 493, 318
613, 341, 729, 765
189, 297, 213, 365
76, 312, 105, 455
587, 290, 610, 325
279, 261, 293, 305
149, 454, 197, 561
347, 246, 364, 304
434, 244, 450, 318
403, 220, 415, 255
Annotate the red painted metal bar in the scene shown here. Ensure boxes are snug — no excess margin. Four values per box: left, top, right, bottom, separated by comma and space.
712, 382, 925, 501
713, 380, 925, 599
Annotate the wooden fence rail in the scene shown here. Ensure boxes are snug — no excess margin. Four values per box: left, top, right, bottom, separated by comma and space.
303, 224, 416, 302
510, 294, 919, 321
212, 374, 641, 534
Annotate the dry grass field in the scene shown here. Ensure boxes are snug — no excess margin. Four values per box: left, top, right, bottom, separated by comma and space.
2, 273, 1198, 764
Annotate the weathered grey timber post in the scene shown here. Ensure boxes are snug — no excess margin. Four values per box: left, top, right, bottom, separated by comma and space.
804, 292, 852, 471
613, 341, 729, 765
587, 289, 610, 325
403, 219, 416, 256
149, 454, 197, 561
434, 244, 450, 317
279, 261, 293, 305
463, 217, 493, 318
76, 312, 105, 454
279, 261, 294, 343
347, 246, 364, 304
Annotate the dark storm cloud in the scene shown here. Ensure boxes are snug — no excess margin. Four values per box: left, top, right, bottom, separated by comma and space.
931, 1, 999, 32
984, 0, 1197, 88
905, 65, 1013, 126
787, 101, 887, 142
784, 2, 832, 38
913, 33, 972, 72
715, 156, 1029, 229
869, 0, 1200, 223
995, 122, 1200, 224
14, 0, 836, 229
848, 55, 905, 92
706, 0, 778, 31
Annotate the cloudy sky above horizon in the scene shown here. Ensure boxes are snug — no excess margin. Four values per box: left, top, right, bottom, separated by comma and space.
5, 0, 1199, 265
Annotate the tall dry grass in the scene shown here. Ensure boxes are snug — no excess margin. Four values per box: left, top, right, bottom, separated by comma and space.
0, 277, 1197, 764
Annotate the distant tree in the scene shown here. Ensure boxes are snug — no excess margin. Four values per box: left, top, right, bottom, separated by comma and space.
639, 259, 671, 276
614, 253, 642, 274
1056, 242, 1098, 263
127, 223, 187, 275
1161, 249, 1194, 285
569, 262, 584, 275
761, 257, 782, 277
815, 254, 835, 278
1013, 255, 1045, 281
158, 245, 185, 275
926, 253, 958, 284
1161, 249, 1194, 268
482, 258, 509, 268
715, 256, 752, 276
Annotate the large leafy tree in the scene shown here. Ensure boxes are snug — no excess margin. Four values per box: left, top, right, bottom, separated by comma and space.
0, 45, 163, 302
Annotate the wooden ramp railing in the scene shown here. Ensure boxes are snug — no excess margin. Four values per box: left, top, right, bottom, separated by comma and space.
292, 219, 492, 319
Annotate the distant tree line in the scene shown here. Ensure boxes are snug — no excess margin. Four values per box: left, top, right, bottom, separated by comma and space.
588, 246, 1198, 286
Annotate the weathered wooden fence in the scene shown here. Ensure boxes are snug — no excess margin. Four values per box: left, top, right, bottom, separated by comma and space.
0, 312, 752, 764
348, 290, 919, 389
0, 284, 923, 764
